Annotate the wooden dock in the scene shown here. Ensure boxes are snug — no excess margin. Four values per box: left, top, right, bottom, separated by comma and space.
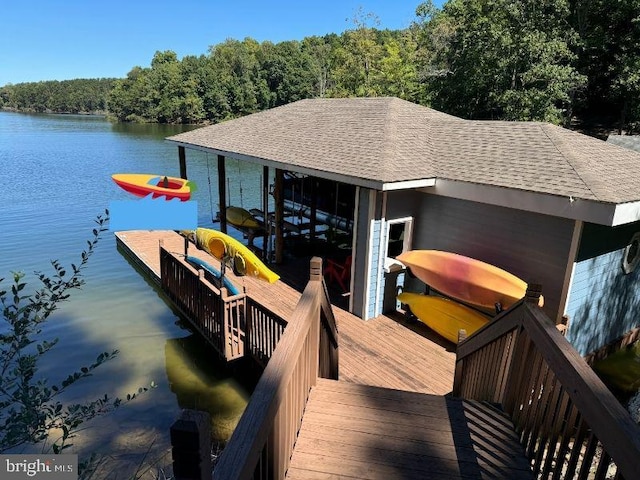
115, 230, 456, 394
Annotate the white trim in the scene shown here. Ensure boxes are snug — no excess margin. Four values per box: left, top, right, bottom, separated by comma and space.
383, 216, 414, 273
559, 220, 583, 324
382, 178, 436, 191
420, 179, 622, 226
348, 186, 360, 312
613, 202, 640, 226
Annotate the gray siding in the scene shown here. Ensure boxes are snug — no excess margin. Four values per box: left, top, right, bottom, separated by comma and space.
565, 222, 640, 355
396, 193, 575, 319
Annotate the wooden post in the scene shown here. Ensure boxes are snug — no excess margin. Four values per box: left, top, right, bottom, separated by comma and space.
458, 329, 467, 343
310, 257, 322, 282
170, 409, 212, 480
310, 177, 317, 241
263, 166, 269, 261
525, 283, 543, 304
218, 155, 227, 234
274, 169, 284, 264
178, 146, 187, 179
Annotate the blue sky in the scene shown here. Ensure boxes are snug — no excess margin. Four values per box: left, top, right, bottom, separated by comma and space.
0, 1, 441, 87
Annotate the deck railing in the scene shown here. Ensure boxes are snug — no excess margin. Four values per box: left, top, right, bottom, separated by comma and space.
213, 257, 339, 480
246, 297, 288, 367
160, 247, 246, 361
453, 287, 640, 479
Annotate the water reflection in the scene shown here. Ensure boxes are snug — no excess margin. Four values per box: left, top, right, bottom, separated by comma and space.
164, 335, 250, 443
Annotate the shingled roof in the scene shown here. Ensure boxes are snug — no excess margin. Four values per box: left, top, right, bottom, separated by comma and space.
167, 97, 640, 205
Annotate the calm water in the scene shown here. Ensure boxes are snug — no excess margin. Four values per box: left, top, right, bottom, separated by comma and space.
0, 112, 265, 474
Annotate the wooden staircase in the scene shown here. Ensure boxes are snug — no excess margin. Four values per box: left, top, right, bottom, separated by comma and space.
287, 379, 532, 480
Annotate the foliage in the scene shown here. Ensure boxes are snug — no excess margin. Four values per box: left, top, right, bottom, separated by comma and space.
571, 0, 640, 133
0, 211, 153, 458
415, 0, 586, 124
2, 3, 639, 132
0, 79, 115, 114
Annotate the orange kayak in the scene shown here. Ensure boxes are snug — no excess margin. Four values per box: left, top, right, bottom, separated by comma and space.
396, 250, 543, 312
112, 173, 194, 201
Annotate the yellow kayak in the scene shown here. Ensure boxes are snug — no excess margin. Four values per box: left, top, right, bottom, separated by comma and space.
397, 292, 489, 344
194, 228, 279, 283
226, 206, 261, 229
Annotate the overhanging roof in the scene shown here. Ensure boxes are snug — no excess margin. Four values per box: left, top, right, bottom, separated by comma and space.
167, 97, 640, 225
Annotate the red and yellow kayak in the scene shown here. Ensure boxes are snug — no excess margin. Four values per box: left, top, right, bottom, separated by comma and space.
396, 250, 543, 313
112, 173, 194, 201
397, 292, 489, 343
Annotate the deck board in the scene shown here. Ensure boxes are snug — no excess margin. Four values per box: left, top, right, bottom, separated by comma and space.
115, 230, 456, 394
287, 379, 532, 480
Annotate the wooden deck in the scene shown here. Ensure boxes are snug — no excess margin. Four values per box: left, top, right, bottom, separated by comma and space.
287, 379, 532, 480
115, 230, 455, 394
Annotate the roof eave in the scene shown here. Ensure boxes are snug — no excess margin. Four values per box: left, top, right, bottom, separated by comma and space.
167, 139, 390, 191
420, 178, 638, 227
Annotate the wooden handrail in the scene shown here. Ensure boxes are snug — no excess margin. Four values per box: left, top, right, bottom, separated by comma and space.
523, 304, 640, 479
454, 299, 640, 479
214, 257, 338, 480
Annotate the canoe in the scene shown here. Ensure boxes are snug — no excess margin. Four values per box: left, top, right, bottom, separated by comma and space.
112, 173, 194, 201
226, 206, 261, 229
194, 228, 279, 283
185, 255, 240, 295
396, 250, 543, 313
397, 292, 489, 344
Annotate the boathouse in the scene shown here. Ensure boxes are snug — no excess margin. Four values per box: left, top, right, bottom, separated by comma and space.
167, 97, 640, 357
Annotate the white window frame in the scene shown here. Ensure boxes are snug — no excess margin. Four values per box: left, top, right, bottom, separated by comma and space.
383, 216, 413, 273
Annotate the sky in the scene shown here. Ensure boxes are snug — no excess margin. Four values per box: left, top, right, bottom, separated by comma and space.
0, 0, 441, 87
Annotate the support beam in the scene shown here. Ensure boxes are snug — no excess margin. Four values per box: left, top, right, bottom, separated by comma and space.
179, 146, 189, 253
178, 146, 187, 179
274, 169, 284, 264
263, 166, 269, 261
310, 177, 317, 241
218, 155, 227, 234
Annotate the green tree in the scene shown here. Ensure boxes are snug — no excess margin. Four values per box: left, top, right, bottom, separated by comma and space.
571, 0, 640, 133
208, 38, 270, 118
330, 9, 385, 97
416, 0, 585, 124
258, 40, 317, 107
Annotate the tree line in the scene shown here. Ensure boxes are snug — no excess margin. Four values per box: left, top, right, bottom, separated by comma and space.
1, 0, 638, 134
0, 78, 115, 114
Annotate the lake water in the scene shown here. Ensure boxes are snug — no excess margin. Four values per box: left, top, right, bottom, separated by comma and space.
0, 112, 265, 475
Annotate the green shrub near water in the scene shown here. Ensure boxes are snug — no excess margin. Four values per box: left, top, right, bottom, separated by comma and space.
0, 211, 154, 476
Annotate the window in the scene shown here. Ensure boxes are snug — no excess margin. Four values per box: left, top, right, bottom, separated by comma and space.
384, 217, 413, 272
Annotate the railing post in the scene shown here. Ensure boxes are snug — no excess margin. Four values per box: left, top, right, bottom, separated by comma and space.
170, 409, 212, 480
310, 256, 322, 282
525, 283, 543, 304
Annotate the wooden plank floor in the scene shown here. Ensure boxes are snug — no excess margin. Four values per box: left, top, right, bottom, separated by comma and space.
115, 230, 456, 394
286, 379, 533, 480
